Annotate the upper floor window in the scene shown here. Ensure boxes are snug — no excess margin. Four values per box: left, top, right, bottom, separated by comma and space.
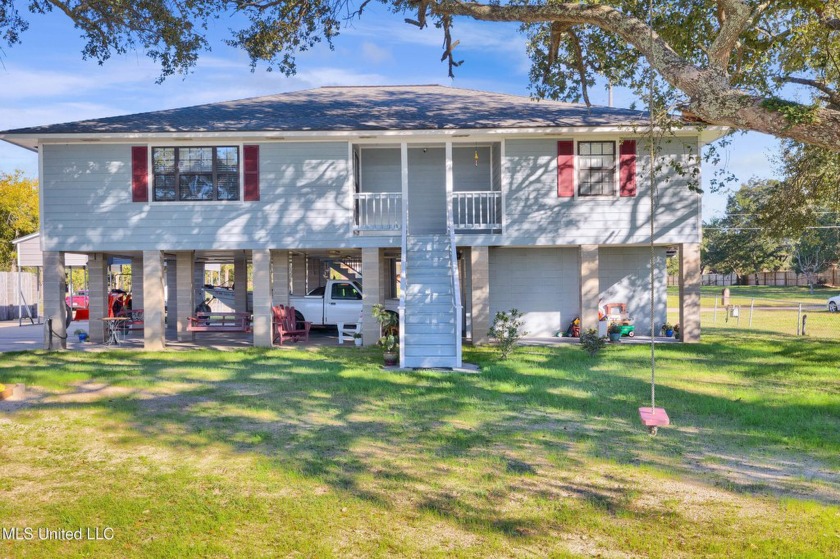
152, 146, 240, 201
577, 141, 616, 197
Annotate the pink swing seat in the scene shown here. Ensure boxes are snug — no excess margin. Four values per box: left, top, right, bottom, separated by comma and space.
638, 406, 670, 428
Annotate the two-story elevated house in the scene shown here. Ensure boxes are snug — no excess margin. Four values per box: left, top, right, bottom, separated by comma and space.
0, 85, 720, 368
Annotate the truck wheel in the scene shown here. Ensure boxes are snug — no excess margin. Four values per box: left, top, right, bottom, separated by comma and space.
295, 310, 306, 330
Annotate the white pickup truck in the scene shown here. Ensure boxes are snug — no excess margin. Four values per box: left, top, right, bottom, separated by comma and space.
289, 280, 398, 326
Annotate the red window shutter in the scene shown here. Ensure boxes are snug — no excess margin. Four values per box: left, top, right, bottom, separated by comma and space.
243, 145, 260, 201
557, 140, 574, 197
131, 146, 149, 202
619, 140, 637, 197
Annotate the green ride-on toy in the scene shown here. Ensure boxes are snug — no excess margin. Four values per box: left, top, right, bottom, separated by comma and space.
603, 302, 635, 337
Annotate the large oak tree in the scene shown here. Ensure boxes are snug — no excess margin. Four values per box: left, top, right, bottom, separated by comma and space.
1, 1, 839, 149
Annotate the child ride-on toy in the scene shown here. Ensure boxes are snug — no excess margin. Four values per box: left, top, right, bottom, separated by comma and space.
603, 302, 635, 337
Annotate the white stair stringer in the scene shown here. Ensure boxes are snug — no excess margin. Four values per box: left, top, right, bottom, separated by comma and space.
402, 234, 461, 368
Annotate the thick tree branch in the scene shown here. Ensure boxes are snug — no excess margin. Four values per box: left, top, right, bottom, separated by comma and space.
568, 30, 591, 107
430, 0, 840, 150
823, 17, 840, 30
707, 0, 752, 71
780, 76, 840, 109
432, 1, 717, 96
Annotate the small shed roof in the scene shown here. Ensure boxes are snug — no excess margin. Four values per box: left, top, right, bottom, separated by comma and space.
12, 232, 88, 268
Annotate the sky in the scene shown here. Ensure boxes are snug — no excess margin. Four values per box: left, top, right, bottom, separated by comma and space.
0, 4, 782, 219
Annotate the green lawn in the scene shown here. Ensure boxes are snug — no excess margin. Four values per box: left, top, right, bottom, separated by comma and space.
667, 284, 837, 308
1, 336, 839, 558
666, 284, 840, 339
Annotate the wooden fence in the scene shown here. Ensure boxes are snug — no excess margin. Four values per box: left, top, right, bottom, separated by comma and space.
0, 272, 39, 320
669, 267, 839, 287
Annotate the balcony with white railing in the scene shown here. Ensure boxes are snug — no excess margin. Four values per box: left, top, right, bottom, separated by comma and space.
451, 191, 502, 232
354, 192, 402, 231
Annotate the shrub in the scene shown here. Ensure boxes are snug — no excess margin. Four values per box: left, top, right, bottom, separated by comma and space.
489, 308, 527, 360
579, 328, 605, 357
607, 322, 623, 334
372, 304, 399, 352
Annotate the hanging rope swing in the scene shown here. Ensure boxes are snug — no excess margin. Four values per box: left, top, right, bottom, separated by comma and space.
637, 0, 670, 436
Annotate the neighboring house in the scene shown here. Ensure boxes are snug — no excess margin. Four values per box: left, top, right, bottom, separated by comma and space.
0, 85, 720, 367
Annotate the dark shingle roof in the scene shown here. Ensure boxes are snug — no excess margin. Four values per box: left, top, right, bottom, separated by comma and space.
2, 85, 648, 135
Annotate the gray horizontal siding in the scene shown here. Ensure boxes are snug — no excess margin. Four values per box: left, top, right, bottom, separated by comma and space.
488, 246, 667, 338
359, 148, 400, 193
503, 137, 701, 245
489, 247, 579, 337
41, 142, 351, 252
407, 147, 446, 235
599, 247, 667, 336
40, 135, 701, 253
452, 146, 491, 192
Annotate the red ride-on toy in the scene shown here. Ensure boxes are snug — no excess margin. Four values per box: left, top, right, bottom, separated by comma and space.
603, 302, 635, 337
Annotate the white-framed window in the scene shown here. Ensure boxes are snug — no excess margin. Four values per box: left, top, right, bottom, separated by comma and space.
152, 146, 240, 202
577, 140, 617, 197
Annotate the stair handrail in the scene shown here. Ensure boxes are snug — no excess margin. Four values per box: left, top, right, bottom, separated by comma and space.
399, 193, 407, 369
333, 257, 363, 281
446, 210, 463, 368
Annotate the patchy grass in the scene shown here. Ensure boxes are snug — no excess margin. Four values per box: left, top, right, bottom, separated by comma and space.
666, 285, 839, 339
1, 334, 839, 558
667, 284, 836, 308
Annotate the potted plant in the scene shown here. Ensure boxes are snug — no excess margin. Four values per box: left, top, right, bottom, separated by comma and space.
73, 328, 89, 342
372, 304, 399, 366
607, 321, 623, 342
353, 332, 363, 347
661, 322, 674, 337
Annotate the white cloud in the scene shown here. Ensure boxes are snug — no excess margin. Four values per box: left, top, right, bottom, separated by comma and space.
360, 42, 394, 65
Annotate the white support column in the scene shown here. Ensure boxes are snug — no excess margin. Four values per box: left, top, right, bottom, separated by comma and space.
130, 256, 144, 310
679, 242, 701, 343
361, 248, 382, 346
234, 251, 248, 313
470, 246, 490, 345
271, 250, 290, 307
143, 251, 166, 350
399, 142, 408, 366
445, 141, 453, 221
579, 245, 600, 334
88, 253, 108, 343
175, 251, 195, 342
43, 251, 67, 350
252, 249, 273, 347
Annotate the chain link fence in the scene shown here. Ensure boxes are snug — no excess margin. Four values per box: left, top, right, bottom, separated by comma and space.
702, 297, 836, 339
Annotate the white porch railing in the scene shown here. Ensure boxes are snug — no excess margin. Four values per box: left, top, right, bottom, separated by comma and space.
451, 191, 502, 230
354, 192, 402, 231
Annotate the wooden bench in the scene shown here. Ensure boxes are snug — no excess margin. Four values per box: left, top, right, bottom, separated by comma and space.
272, 305, 311, 345
187, 312, 252, 333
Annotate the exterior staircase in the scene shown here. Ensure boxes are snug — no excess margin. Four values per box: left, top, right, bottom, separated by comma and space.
327, 258, 362, 283
401, 233, 462, 368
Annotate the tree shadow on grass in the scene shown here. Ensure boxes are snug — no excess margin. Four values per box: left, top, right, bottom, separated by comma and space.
2, 341, 840, 543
